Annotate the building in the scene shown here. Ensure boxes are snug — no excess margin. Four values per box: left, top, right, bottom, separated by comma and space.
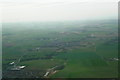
10, 66, 26, 71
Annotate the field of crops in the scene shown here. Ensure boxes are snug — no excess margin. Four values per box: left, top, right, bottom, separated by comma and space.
2, 20, 118, 78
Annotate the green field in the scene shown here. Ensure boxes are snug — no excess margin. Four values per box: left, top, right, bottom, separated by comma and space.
2, 20, 118, 78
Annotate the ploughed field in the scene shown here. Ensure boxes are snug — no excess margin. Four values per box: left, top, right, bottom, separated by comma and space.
2, 20, 118, 78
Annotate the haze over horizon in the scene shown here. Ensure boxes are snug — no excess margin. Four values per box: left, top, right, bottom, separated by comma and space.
1, 0, 118, 23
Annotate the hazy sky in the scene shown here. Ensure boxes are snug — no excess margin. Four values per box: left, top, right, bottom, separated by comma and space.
0, 0, 118, 22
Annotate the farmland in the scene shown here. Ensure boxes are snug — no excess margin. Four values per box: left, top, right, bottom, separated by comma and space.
2, 20, 118, 78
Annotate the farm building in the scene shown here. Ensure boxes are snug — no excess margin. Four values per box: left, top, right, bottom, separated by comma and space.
10, 66, 26, 71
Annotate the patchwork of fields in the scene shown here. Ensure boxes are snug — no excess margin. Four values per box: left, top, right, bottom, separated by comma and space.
2, 20, 118, 78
